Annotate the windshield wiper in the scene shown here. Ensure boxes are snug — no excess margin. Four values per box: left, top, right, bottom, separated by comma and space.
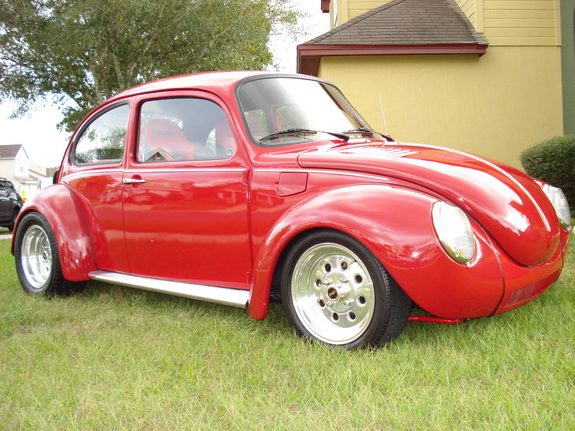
259, 128, 349, 143
342, 127, 375, 136
342, 127, 394, 142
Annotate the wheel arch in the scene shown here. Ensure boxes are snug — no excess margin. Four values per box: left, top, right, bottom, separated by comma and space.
12, 185, 96, 281
268, 227, 332, 301
247, 184, 439, 320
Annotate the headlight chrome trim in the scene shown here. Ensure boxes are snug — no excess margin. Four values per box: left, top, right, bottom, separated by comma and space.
542, 184, 571, 229
432, 202, 476, 265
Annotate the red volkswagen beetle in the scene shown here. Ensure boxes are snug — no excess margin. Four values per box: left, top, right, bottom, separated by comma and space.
12, 71, 571, 349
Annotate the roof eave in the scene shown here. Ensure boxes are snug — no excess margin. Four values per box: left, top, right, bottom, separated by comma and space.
297, 43, 488, 76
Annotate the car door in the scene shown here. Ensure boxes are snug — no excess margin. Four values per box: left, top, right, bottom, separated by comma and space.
122, 94, 252, 289
63, 103, 131, 273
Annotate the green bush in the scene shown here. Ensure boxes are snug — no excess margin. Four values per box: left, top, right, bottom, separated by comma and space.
521, 135, 575, 215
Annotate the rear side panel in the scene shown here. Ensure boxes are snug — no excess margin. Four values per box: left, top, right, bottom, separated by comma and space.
12, 185, 96, 281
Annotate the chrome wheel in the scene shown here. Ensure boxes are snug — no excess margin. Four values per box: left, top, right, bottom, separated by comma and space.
15, 212, 86, 296
291, 242, 375, 345
282, 230, 412, 349
21, 224, 53, 290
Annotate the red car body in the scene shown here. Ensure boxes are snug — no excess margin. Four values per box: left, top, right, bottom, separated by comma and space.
12, 71, 571, 348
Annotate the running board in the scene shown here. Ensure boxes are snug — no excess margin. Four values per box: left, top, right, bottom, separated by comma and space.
89, 270, 249, 308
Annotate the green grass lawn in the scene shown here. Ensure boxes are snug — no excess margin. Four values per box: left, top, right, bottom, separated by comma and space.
1, 234, 574, 430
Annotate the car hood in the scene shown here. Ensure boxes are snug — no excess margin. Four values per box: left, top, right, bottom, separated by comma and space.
297, 142, 561, 267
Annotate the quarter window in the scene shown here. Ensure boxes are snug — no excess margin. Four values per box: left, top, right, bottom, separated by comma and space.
74, 104, 129, 165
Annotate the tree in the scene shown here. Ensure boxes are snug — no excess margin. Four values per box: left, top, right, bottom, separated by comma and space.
0, 0, 301, 131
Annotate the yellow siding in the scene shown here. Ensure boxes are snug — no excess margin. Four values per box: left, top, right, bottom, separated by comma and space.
456, 0, 477, 26
455, 0, 484, 32
347, 0, 393, 20
483, 0, 560, 45
334, 0, 349, 27
319, 47, 563, 168
336, 0, 559, 44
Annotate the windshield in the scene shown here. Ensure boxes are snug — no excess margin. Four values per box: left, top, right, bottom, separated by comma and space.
236, 77, 374, 146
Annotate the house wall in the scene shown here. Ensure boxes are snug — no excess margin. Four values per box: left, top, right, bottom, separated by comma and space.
561, 0, 575, 134
0, 159, 16, 180
14, 149, 29, 179
482, 0, 560, 46
340, 0, 560, 45
331, 0, 345, 26
0, 148, 32, 198
338, 0, 393, 24
455, 0, 481, 31
319, 46, 563, 168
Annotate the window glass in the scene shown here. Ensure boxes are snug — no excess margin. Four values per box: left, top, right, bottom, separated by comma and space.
244, 109, 269, 141
137, 98, 235, 162
74, 104, 129, 164
277, 105, 306, 131
237, 77, 370, 146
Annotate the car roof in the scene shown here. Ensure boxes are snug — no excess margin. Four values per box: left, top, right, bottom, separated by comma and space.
108, 71, 317, 102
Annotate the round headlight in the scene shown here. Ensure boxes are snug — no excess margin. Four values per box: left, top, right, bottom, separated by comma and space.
543, 184, 571, 229
432, 202, 476, 264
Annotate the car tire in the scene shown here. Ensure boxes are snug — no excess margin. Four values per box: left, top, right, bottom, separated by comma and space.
14, 212, 85, 297
281, 230, 412, 349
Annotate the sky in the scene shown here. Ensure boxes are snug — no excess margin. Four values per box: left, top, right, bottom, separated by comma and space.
0, 0, 330, 169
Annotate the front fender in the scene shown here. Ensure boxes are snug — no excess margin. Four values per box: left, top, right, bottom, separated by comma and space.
248, 184, 505, 320
12, 185, 96, 281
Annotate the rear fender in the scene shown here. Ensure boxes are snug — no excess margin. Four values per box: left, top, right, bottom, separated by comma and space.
12, 185, 96, 281
247, 184, 504, 320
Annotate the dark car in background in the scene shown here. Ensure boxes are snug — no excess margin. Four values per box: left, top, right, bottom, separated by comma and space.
0, 178, 23, 231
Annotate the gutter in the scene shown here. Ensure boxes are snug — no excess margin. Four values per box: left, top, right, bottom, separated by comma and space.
297, 43, 488, 76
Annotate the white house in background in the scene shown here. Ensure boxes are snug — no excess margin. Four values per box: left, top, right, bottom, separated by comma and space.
0, 144, 53, 201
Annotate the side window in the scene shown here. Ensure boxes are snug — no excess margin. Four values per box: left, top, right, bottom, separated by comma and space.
137, 98, 236, 162
74, 104, 129, 165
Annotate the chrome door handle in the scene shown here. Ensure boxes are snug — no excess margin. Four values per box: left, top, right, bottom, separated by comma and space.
123, 178, 146, 184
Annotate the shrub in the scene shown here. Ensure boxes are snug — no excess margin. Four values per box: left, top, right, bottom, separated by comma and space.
521, 135, 575, 215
